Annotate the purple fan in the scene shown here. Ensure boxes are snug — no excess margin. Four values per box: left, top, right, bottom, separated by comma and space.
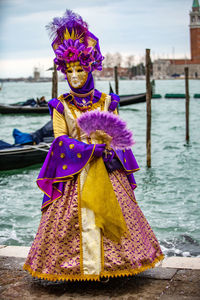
77, 111, 135, 150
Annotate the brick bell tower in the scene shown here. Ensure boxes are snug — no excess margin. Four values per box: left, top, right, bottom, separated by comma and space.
190, 0, 200, 61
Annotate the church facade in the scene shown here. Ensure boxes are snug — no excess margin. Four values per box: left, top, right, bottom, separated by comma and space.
153, 0, 200, 79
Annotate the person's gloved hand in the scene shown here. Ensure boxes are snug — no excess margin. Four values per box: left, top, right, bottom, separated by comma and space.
103, 149, 115, 162
93, 143, 106, 157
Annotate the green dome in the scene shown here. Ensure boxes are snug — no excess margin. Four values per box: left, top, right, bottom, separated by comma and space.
193, 0, 199, 8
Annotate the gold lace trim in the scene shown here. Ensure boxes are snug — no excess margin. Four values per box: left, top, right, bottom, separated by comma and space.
101, 231, 104, 273
23, 254, 164, 282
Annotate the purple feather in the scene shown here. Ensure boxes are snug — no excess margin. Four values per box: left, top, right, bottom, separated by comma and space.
77, 111, 135, 150
46, 10, 89, 45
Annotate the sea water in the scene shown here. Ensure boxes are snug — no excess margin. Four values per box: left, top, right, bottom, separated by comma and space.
0, 79, 200, 257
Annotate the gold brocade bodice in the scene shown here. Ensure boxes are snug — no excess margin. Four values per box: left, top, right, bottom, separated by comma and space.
53, 93, 112, 144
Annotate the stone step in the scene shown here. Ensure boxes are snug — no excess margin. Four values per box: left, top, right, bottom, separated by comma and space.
0, 245, 200, 270
0, 245, 30, 258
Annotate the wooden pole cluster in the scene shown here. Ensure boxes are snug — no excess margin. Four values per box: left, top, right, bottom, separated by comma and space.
146, 49, 152, 168
114, 66, 119, 94
184, 67, 190, 143
52, 62, 58, 99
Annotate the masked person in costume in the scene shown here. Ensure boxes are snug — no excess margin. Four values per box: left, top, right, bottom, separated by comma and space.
24, 10, 164, 281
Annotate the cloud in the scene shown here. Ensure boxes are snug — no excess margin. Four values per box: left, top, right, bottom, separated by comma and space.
0, 57, 53, 78
0, 0, 192, 77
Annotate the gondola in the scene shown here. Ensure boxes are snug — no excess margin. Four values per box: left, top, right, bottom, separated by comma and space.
0, 121, 53, 171
0, 97, 49, 114
119, 93, 146, 106
0, 143, 51, 171
0, 103, 49, 114
0, 93, 147, 114
109, 83, 146, 107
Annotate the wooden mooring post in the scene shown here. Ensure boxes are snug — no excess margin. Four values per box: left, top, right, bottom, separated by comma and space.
52, 62, 58, 99
114, 66, 119, 94
185, 67, 189, 143
146, 49, 151, 168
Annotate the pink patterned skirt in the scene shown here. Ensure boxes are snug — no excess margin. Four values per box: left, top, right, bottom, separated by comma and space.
24, 170, 164, 281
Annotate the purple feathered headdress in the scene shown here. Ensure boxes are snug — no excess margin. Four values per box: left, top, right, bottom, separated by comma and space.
46, 10, 104, 73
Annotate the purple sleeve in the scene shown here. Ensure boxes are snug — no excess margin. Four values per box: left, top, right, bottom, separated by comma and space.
114, 148, 140, 191
48, 98, 65, 117
37, 135, 95, 210
114, 149, 139, 173
108, 93, 120, 111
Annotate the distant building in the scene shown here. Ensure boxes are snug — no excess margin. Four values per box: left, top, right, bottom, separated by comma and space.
94, 67, 131, 80
153, 0, 200, 79
33, 67, 40, 81
94, 64, 145, 80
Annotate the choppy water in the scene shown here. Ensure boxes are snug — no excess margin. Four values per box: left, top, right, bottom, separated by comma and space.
0, 79, 200, 257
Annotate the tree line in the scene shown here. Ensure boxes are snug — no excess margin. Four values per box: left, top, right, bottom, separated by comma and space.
103, 52, 145, 76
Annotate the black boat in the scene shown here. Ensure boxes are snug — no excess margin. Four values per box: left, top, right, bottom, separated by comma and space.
0, 143, 51, 171
109, 82, 146, 107
0, 104, 49, 114
0, 121, 54, 171
119, 93, 146, 106
0, 92, 147, 114
0, 97, 49, 114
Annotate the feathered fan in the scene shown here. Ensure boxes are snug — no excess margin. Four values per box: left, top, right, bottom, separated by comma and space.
77, 110, 134, 150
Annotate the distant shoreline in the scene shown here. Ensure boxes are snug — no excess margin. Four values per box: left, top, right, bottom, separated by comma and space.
0, 77, 199, 83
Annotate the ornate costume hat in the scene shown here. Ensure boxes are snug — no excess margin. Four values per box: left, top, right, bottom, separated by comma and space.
46, 10, 104, 74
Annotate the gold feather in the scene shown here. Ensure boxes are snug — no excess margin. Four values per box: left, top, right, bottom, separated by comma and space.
63, 28, 72, 40
53, 42, 59, 51
63, 28, 86, 44
88, 37, 97, 48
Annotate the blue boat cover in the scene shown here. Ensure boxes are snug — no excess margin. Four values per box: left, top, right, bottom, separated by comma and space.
13, 129, 33, 145
0, 140, 13, 149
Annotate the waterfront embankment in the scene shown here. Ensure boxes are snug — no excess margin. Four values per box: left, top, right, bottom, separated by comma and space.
0, 245, 200, 299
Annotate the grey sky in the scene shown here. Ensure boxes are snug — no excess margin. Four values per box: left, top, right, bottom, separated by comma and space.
0, 0, 193, 77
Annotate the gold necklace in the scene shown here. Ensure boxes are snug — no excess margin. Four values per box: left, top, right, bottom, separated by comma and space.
70, 89, 94, 98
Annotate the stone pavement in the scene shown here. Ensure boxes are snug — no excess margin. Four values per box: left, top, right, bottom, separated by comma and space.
0, 246, 200, 299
